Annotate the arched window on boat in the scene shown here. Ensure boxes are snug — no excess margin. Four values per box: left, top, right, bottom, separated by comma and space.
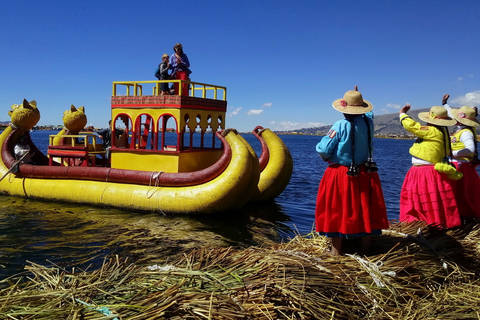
216, 114, 224, 148
182, 113, 195, 150
195, 114, 205, 148
181, 113, 224, 150
183, 114, 204, 149
206, 114, 223, 148
112, 114, 132, 149
133, 114, 155, 150
157, 114, 179, 151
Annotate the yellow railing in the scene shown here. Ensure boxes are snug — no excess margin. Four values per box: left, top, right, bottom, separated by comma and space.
49, 133, 103, 151
112, 80, 227, 101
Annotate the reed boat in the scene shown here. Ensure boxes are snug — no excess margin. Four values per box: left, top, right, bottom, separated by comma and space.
0, 79, 293, 214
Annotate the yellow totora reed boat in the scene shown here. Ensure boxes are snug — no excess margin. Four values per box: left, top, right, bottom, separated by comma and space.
0, 79, 293, 214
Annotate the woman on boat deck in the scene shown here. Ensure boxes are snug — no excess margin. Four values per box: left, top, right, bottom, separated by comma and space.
399, 104, 462, 229
442, 94, 480, 220
169, 43, 191, 96
315, 87, 389, 256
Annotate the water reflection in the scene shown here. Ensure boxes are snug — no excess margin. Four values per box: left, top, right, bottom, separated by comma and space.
0, 131, 422, 282
0, 193, 293, 280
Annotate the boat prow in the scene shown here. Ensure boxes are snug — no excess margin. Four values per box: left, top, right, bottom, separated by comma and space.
249, 126, 293, 202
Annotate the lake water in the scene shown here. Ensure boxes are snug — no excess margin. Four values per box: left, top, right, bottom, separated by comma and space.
0, 131, 414, 281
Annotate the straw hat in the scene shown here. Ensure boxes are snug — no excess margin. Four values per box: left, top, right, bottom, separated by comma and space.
418, 106, 456, 126
332, 90, 373, 115
450, 106, 480, 127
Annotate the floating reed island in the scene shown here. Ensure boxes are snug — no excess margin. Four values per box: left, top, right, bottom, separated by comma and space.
1, 221, 480, 319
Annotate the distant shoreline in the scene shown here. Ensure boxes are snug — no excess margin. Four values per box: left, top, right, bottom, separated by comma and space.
272, 132, 415, 140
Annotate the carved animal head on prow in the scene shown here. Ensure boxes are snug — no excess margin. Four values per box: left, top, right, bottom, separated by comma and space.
8, 99, 41, 131
63, 105, 87, 133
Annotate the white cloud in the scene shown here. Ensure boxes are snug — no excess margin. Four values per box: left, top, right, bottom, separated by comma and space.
386, 103, 401, 110
247, 109, 264, 115
270, 121, 325, 131
453, 74, 474, 85
227, 107, 242, 117
452, 90, 480, 106
261, 102, 272, 108
460, 74, 473, 81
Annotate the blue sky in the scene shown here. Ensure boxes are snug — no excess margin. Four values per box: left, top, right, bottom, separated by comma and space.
1, 0, 479, 132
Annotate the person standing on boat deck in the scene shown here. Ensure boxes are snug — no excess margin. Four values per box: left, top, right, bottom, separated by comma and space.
399, 104, 462, 229
315, 86, 389, 256
169, 43, 191, 96
14, 136, 34, 164
97, 120, 113, 159
155, 53, 170, 95
442, 94, 480, 220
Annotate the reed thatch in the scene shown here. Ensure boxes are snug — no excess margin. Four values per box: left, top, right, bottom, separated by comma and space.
1, 221, 480, 319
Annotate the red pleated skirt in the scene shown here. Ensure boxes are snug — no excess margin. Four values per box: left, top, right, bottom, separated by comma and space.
174, 71, 189, 96
399, 165, 461, 228
315, 164, 389, 238
454, 162, 480, 219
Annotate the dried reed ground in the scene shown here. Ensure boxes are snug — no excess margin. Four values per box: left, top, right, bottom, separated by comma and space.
1, 220, 480, 319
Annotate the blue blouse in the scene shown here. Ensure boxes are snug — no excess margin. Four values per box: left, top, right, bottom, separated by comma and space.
316, 112, 374, 166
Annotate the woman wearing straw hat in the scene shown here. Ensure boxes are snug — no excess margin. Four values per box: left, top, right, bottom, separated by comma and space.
399, 103, 462, 228
442, 94, 480, 220
315, 86, 389, 256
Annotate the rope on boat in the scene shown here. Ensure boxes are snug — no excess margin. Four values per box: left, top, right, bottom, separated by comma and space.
0, 151, 29, 182
146, 171, 163, 199
99, 168, 113, 203
75, 298, 119, 320
105, 168, 112, 183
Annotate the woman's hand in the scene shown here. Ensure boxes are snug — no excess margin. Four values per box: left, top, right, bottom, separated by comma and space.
442, 93, 450, 105
399, 104, 411, 114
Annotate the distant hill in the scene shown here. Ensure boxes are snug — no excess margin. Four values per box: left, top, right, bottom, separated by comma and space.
282, 108, 478, 137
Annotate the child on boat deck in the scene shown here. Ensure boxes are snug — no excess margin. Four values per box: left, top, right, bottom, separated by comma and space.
399, 104, 462, 229
442, 93, 480, 220
315, 86, 389, 256
157, 54, 170, 95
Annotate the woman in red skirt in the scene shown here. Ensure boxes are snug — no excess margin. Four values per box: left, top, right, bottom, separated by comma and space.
399, 104, 461, 228
169, 43, 191, 96
442, 93, 480, 220
315, 87, 389, 256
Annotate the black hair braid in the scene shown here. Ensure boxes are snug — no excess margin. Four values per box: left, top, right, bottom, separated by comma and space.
364, 116, 378, 172
347, 117, 359, 176
468, 127, 479, 156
467, 127, 480, 165
439, 126, 454, 166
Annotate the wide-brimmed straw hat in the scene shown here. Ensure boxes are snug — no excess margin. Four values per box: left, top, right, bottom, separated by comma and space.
418, 106, 456, 126
332, 90, 373, 115
450, 106, 480, 127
